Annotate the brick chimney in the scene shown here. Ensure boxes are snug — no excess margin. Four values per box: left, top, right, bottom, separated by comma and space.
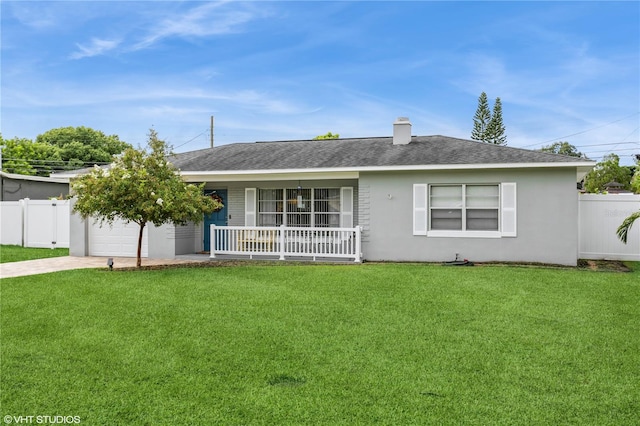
393, 117, 411, 145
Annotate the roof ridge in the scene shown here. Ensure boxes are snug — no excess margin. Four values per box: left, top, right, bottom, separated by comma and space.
427, 135, 590, 161
254, 136, 392, 144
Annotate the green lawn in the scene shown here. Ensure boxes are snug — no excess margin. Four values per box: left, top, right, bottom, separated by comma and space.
1, 263, 639, 425
0, 245, 69, 263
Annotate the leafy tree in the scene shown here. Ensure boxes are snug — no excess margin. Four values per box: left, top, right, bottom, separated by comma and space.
486, 97, 507, 145
583, 153, 632, 193
616, 155, 640, 244
36, 126, 131, 165
313, 132, 340, 140
631, 167, 640, 194
471, 92, 491, 142
1, 127, 131, 177
540, 141, 585, 158
617, 211, 639, 244
71, 129, 221, 267
0, 136, 62, 176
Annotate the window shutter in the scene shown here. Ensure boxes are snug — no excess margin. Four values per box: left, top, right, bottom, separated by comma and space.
501, 183, 517, 237
245, 188, 257, 226
413, 184, 428, 235
340, 187, 353, 228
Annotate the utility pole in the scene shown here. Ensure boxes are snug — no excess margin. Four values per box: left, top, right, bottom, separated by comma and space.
210, 116, 214, 148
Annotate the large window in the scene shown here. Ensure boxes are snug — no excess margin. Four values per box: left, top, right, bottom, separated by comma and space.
413, 182, 516, 238
430, 184, 499, 231
257, 188, 343, 227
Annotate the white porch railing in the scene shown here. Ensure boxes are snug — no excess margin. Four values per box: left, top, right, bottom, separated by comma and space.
210, 225, 362, 262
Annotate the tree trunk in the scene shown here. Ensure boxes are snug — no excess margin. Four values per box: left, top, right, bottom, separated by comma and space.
137, 222, 145, 268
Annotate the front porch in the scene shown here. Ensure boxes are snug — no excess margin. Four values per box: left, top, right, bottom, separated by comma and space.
210, 225, 362, 262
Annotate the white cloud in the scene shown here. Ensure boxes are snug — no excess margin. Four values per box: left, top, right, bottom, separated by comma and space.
131, 1, 265, 51
69, 38, 121, 59
7, 2, 68, 30
63, 2, 270, 59
2, 74, 312, 119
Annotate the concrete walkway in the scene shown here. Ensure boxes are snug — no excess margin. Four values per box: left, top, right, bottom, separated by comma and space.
0, 255, 212, 279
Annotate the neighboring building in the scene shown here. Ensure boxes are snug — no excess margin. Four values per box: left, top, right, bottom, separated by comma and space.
0, 171, 69, 201
603, 181, 633, 194
65, 118, 595, 265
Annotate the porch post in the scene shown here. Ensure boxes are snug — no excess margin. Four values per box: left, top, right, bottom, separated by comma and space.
210, 224, 216, 258
279, 224, 285, 260
354, 226, 362, 263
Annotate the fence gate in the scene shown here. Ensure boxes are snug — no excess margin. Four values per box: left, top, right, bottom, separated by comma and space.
0, 198, 70, 248
578, 194, 640, 261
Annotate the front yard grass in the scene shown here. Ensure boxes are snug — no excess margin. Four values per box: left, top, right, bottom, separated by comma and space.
1, 263, 638, 424
0, 245, 69, 263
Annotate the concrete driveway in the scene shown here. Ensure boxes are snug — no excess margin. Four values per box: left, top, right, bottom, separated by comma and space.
0, 255, 211, 279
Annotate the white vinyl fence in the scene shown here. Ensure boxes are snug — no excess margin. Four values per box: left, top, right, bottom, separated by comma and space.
579, 194, 640, 261
0, 198, 70, 248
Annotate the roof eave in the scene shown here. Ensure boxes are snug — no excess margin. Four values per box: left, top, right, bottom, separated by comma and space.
0, 170, 70, 183
180, 161, 596, 182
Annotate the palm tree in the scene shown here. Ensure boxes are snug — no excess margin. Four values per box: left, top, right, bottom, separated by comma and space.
617, 211, 640, 243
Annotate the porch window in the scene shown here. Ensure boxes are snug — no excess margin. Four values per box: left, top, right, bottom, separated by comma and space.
255, 187, 347, 227
313, 188, 341, 227
286, 188, 311, 226
258, 189, 284, 226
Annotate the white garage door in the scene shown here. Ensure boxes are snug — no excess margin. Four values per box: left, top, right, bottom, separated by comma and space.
88, 219, 148, 257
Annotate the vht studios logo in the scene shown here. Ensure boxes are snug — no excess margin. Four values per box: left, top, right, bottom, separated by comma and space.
3, 416, 81, 424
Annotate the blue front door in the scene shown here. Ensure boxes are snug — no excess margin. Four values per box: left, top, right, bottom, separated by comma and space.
203, 189, 227, 252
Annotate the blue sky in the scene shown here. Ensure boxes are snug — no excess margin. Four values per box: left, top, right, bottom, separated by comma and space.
1, 1, 639, 165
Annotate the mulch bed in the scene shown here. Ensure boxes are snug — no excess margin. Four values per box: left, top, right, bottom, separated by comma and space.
577, 259, 633, 272
107, 259, 635, 273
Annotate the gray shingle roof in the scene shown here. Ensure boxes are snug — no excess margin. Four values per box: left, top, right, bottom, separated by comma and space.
169, 135, 590, 172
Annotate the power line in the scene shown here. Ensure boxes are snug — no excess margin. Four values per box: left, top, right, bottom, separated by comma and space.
523, 112, 640, 148
581, 148, 639, 155
0, 158, 114, 176
603, 126, 640, 154
573, 141, 639, 148
588, 154, 638, 162
1, 158, 112, 165
173, 129, 209, 150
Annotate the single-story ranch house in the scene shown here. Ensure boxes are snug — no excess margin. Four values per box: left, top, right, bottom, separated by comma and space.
67, 118, 595, 265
